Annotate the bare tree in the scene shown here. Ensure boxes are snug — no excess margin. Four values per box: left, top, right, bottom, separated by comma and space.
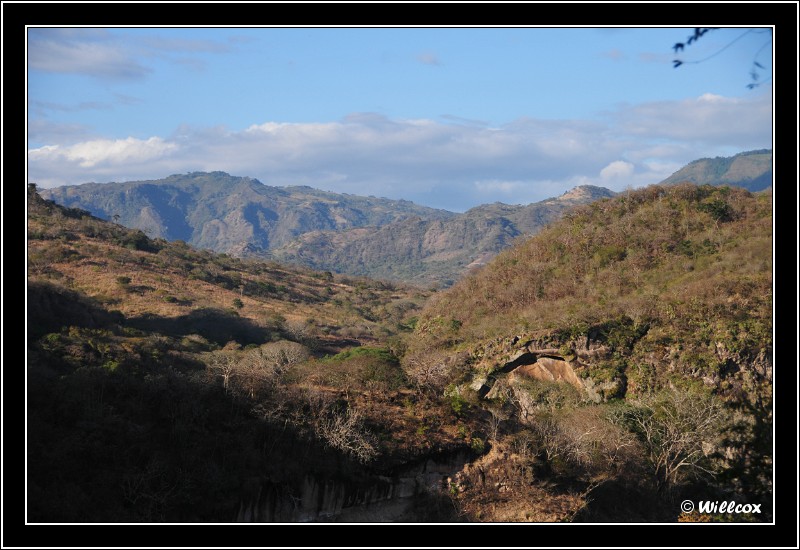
672, 27, 772, 89
624, 388, 725, 491
285, 317, 314, 342
258, 340, 310, 374
402, 349, 454, 394
314, 404, 377, 464
206, 350, 239, 393
486, 402, 509, 442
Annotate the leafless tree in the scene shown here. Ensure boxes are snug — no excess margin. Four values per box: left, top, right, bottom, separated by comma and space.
625, 388, 725, 491
402, 349, 452, 394
314, 404, 377, 464
258, 340, 310, 374
206, 350, 239, 393
486, 402, 509, 442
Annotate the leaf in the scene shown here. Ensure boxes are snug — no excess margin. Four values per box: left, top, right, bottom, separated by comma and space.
673, 60, 683, 68
673, 43, 684, 53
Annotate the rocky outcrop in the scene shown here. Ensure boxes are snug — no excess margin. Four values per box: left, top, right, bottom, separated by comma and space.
236, 448, 473, 522
468, 333, 626, 405
510, 357, 584, 389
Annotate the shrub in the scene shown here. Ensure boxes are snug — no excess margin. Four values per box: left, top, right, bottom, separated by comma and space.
320, 347, 407, 391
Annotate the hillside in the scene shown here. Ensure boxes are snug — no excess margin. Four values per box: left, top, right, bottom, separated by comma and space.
658, 149, 772, 191
26, 186, 477, 522
272, 185, 616, 286
404, 183, 772, 520
39, 171, 455, 256
26, 182, 773, 523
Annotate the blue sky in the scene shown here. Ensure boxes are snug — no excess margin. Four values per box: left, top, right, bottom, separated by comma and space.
27, 26, 773, 212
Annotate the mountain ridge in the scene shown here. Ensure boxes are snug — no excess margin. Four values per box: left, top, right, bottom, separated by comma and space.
272, 185, 617, 285
39, 173, 616, 286
40, 171, 456, 256
657, 149, 772, 191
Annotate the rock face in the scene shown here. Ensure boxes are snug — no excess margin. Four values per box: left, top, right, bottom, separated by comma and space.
510, 357, 584, 389
236, 449, 472, 522
470, 333, 628, 405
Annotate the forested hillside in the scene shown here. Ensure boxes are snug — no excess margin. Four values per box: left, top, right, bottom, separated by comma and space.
27, 185, 469, 522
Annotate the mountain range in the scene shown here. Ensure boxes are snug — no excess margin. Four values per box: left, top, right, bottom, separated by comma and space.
40, 171, 454, 255
39, 172, 614, 286
38, 149, 771, 286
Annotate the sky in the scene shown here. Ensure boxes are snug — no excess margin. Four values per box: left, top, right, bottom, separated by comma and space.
26, 26, 773, 212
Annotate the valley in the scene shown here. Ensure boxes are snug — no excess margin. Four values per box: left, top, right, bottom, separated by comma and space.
26, 177, 773, 523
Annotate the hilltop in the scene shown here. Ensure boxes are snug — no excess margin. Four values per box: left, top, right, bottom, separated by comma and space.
658, 149, 772, 191
26, 186, 475, 522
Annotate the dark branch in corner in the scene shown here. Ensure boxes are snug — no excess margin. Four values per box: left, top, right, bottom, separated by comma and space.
671, 27, 771, 89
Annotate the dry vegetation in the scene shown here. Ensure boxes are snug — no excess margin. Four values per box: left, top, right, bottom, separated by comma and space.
26, 183, 773, 523
403, 183, 772, 521
27, 186, 471, 522
28, 185, 429, 350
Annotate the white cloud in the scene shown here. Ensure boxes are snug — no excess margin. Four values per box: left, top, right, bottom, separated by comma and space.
141, 36, 230, 53
600, 160, 635, 180
29, 137, 178, 168
616, 91, 772, 148
697, 92, 726, 102
28, 92, 772, 211
27, 28, 231, 80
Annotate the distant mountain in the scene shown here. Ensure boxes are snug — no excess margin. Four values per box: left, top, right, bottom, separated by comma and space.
658, 149, 772, 191
40, 172, 455, 256
271, 185, 617, 286
40, 173, 615, 286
